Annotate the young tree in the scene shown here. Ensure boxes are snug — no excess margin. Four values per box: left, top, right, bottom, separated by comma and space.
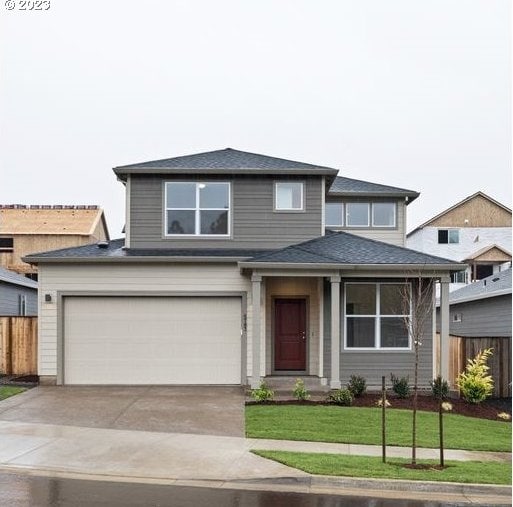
401, 274, 436, 466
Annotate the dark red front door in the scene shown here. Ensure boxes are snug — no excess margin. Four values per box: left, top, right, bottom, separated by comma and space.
274, 298, 307, 371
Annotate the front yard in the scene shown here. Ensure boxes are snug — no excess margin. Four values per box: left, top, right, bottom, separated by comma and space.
252, 451, 512, 485
246, 405, 512, 452
0, 386, 26, 401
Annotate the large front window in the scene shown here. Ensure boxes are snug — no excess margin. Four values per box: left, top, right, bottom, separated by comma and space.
345, 283, 411, 349
165, 182, 230, 236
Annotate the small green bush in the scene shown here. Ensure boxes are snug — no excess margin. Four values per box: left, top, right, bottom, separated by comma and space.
292, 378, 310, 401
327, 388, 353, 406
347, 374, 367, 397
390, 374, 410, 398
457, 348, 494, 404
251, 381, 274, 402
430, 375, 449, 399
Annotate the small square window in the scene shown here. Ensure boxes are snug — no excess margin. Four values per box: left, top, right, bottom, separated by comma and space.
275, 183, 304, 210
452, 313, 462, 323
438, 229, 459, 244
325, 203, 344, 226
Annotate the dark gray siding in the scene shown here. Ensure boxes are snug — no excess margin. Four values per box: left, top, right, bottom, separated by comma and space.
324, 279, 434, 388
436, 295, 512, 338
0, 281, 37, 316
129, 174, 323, 249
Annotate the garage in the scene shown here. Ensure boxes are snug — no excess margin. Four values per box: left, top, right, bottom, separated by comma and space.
63, 296, 242, 385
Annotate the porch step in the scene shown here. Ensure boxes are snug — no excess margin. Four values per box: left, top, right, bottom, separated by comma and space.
263, 376, 330, 394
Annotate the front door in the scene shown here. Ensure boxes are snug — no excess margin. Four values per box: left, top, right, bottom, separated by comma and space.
274, 298, 307, 371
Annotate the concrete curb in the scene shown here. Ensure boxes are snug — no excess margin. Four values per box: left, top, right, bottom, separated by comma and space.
0, 464, 510, 502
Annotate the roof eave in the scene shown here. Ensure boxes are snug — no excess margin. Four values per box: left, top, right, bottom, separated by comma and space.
23, 255, 251, 264
113, 167, 339, 180
238, 261, 464, 271
328, 191, 419, 203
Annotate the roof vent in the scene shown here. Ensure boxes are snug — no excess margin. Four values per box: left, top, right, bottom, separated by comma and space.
97, 241, 109, 249
492, 277, 500, 282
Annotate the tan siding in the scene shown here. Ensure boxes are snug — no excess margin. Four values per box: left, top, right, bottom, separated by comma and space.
37, 263, 252, 378
326, 198, 406, 246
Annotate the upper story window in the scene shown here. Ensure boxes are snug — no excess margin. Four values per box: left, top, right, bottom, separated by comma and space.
18, 294, 27, 316
165, 182, 230, 236
275, 182, 304, 211
0, 237, 14, 251
345, 282, 411, 350
327, 202, 396, 229
346, 203, 370, 227
372, 203, 396, 227
326, 203, 344, 226
438, 229, 459, 244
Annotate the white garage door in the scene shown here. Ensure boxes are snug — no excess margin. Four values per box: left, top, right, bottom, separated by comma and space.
63, 296, 242, 385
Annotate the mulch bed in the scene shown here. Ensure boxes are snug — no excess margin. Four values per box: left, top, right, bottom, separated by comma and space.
247, 393, 512, 422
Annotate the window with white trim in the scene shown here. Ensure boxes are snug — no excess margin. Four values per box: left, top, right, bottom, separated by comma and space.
345, 283, 411, 349
325, 203, 344, 226
372, 203, 396, 227
275, 182, 304, 211
18, 294, 27, 316
346, 203, 370, 227
165, 182, 230, 236
438, 229, 459, 244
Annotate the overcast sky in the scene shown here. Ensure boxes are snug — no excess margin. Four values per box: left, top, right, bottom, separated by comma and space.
1, 0, 511, 238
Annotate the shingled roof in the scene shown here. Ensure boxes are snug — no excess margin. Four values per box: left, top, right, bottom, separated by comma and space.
328, 176, 419, 202
448, 268, 511, 304
0, 267, 37, 289
114, 148, 339, 179
240, 231, 462, 269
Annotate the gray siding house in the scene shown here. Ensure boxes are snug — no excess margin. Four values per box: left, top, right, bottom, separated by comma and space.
0, 267, 37, 316
437, 268, 512, 338
25, 148, 461, 388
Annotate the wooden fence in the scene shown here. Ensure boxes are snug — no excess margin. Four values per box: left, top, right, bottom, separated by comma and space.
0, 317, 38, 376
435, 334, 511, 398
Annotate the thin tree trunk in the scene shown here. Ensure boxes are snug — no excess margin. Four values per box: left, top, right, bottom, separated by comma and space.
412, 340, 418, 465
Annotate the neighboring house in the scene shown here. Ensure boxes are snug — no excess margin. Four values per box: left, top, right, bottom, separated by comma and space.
436, 268, 512, 397
0, 205, 110, 281
24, 148, 461, 388
0, 267, 37, 316
407, 192, 512, 291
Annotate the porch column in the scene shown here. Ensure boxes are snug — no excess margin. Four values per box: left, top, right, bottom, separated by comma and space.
439, 276, 450, 384
251, 273, 262, 389
330, 275, 341, 389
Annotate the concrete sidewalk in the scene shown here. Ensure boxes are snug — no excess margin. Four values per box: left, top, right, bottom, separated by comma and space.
0, 420, 510, 505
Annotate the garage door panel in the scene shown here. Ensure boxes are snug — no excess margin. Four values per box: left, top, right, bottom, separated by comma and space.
64, 296, 242, 385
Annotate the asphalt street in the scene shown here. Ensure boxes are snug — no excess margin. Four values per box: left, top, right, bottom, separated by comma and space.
0, 471, 507, 507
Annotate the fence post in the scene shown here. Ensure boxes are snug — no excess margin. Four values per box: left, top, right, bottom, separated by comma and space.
382, 375, 386, 463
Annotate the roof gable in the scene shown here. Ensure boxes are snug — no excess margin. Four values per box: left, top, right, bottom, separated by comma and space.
408, 192, 512, 236
113, 148, 339, 178
464, 244, 512, 262
0, 206, 109, 237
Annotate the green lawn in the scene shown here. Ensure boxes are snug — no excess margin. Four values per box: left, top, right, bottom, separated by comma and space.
246, 406, 512, 452
253, 450, 512, 485
0, 386, 26, 401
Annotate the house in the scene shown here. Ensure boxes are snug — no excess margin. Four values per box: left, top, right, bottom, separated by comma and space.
436, 268, 512, 397
0, 267, 37, 316
24, 148, 462, 388
406, 192, 512, 290
0, 205, 110, 281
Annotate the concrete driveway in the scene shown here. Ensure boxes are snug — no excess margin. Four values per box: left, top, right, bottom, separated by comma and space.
0, 386, 245, 437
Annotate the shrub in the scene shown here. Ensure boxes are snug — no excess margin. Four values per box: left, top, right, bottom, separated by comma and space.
327, 388, 353, 406
292, 378, 310, 401
251, 381, 274, 402
390, 374, 410, 398
347, 375, 367, 398
430, 375, 449, 399
457, 348, 494, 404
